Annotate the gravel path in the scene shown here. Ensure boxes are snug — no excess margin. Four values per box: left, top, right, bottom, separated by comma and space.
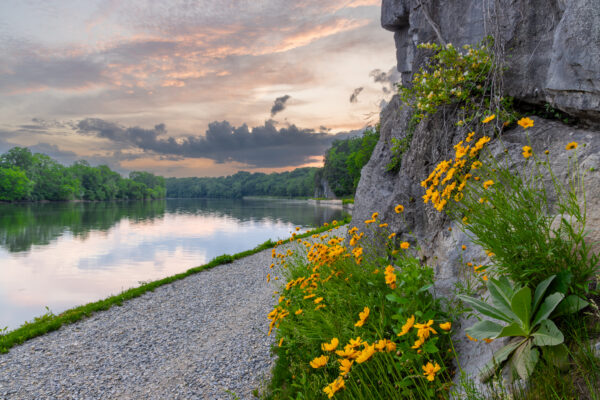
0, 244, 286, 399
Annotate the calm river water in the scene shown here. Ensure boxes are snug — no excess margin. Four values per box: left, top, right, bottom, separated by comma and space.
0, 198, 346, 330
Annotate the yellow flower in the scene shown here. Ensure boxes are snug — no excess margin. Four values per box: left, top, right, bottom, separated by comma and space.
395, 204, 404, 213
422, 361, 441, 381
323, 376, 345, 398
314, 297, 324, 304
266, 273, 271, 283
303, 293, 316, 300
356, 343, 376, 363
348, 336, 364, 349
414, 319, 437, 340
364, 219, 375, 224
338, 358, 353, 375
400, 241, 410, 249
279, 338, 284, 347
522, 145, 533, 158
482, 275, 488, 281
375, 339, 387, 352
566, 142, 578, 150
466, 131, 475, 142
388, 233, 396, 239
484, 338, 494, 344
384, 265, 397, 289
517, 117, 534, 129
439, 322, 451, 331
379, 223, 388, 228
411, 337, 425, 349
336, 347, 359, 359
471, 161, 482, 170
461, 245, 466, 251
322, 338, 339, 352
385, 340, 397, 352
482, 114, 496, 123
398, 315, 415, 336
483, 180, 494, 189
295, 309, 303, 315
466, 333, 478, 342
310, 355, 329, 369
355, 307, 370, 327
315, 304, 326, 310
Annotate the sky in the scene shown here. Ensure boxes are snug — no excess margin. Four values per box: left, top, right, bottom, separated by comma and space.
0, 0, 398, 177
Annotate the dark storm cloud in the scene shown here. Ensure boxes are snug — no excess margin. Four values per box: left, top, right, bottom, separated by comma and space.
18, 118, 76, 132
77, 118, 353, 168
369, 67, 401, 94
349, 87, 363, 103
270, 95, 291, 117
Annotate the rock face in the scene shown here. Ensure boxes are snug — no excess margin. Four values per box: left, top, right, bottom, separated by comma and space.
381, 0, 600, 124
351, 0, 600, 391
313, 177, 337, 199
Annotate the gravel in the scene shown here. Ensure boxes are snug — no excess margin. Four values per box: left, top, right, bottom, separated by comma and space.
0, 244, 284, 399
0, 225, 348, 400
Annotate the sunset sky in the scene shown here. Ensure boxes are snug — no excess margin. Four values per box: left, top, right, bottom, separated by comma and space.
0, 0, 397, 177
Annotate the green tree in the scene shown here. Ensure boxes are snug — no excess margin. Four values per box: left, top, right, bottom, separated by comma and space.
0, 167, 33, 201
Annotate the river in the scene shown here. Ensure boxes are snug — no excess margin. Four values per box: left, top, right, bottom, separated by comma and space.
0, 198, 346, 330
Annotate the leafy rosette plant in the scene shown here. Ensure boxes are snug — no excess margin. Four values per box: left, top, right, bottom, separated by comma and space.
458, 274, 588, 382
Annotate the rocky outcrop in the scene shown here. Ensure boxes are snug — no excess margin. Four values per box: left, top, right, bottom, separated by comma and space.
313, 177, 337, 199
381, 0, 600, 124
350, 0, 600, 391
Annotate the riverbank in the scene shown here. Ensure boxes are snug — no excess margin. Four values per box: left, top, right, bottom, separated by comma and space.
0, 222, 347, 398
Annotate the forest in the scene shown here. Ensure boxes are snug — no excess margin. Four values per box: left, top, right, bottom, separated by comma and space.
0, 147, 166, 201
0, 125, 379, 202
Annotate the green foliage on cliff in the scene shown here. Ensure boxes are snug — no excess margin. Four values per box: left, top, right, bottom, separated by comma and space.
0, 147, 165, 202
316, 125, 379, 197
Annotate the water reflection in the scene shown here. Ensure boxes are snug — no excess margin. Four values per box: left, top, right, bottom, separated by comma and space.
0, 198, 346, 329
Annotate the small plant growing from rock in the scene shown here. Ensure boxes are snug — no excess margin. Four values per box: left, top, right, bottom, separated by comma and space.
458, 274, 588, 382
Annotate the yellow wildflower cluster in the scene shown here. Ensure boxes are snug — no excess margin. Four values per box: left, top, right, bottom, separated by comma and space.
267, 306, 289, 336
421, 132, 492, 211
422, 362, 441, 381
323, 377, 345, 398
397, 315, 451, 351
316, 335, 397, 397
384, 265, 397, 289
306, 237, 348, 268
354, 306, 370, 327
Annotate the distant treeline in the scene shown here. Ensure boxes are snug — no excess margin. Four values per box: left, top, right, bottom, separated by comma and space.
166, 168, 317, 198
0, 147, 165, 202
0, 126, 379, 202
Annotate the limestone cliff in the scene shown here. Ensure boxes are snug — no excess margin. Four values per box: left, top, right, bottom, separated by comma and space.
351, 0, 600, 389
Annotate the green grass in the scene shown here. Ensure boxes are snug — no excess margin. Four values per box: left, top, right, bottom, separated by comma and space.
0, 215, 350, 354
